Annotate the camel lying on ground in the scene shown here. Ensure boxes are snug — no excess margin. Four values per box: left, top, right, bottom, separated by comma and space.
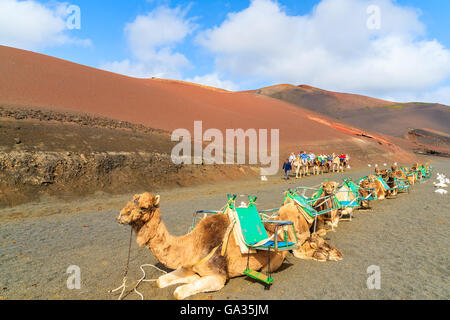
273, 201, 343, 262
394, 167, 415, 185
359, 175, 387, 204
312, 181, 342, 232
375, 167, 388, 179
117, 193, 288, 300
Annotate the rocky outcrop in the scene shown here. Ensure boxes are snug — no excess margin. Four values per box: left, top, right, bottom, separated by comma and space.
0, 150, 257, 208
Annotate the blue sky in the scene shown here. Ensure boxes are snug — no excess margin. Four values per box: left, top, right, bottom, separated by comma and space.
1, 0, 450, 104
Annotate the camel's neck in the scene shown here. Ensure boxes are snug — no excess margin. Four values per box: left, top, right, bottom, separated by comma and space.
133, 210, 193, 270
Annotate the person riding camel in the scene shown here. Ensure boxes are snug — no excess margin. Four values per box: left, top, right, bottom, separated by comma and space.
339, 153, 346, 164
289, 153, 296, 164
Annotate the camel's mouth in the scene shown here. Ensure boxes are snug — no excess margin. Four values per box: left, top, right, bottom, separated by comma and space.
116, 214, 130, 225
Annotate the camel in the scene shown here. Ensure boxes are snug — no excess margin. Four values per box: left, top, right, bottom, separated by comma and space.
411, 163, 425, 180
116, 193, 288, 300
312, 158, 324, 175
334, 183, 358, 217
358, 179, 374, 208
359, 175, 387, 202
276, 201, 343, 261
292, 157, 304, 179
311, 181, 342, 232
375, 167, 388, 179
395, 167, 415, 185
385, 171, 398, 197
324, 159, 332, 173
331, 155, 343, 173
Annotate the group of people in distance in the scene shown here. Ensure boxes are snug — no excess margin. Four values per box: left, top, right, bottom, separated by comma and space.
283, 151, 350, 180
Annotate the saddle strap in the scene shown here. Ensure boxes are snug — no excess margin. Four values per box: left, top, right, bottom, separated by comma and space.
221, 220, 236, 256
194, 245, 220, 268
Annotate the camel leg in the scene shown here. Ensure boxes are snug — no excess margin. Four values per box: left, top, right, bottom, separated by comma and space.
157, 268, 200, 288
173, 275, 226, 300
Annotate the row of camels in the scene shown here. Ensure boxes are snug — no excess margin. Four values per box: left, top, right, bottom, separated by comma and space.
292, 155, 348, 178
116, 162, 430, 300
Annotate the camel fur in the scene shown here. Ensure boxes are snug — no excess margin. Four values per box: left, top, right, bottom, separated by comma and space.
272, 202, 343, 262
117, 193, 288, 300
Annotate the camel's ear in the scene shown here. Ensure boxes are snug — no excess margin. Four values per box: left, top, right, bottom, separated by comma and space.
153, 195, 160, 207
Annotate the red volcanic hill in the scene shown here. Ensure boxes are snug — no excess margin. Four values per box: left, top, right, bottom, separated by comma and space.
252, 84, 392, 112
252, 84, 449, 138
0, 45, 415, 164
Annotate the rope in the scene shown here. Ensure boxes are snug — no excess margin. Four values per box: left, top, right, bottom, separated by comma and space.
133, 264, 167, 300
108, 227, 133, 300
109, 227, 167, 300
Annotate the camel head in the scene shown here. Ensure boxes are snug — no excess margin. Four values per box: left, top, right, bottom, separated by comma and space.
321, 181, 339, 195
375, 168, 388, 178
374, 167, 381, 176
359, 179, 373, 208
391, 165, 398, 172
117, 192, 160, 225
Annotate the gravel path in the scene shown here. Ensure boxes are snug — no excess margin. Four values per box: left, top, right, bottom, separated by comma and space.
1, 158, 449, 300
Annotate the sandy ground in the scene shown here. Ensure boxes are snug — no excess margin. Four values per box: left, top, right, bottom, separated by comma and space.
0, 157, 449, 300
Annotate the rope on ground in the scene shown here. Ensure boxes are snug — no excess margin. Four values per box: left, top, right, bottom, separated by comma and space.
109, 264, 167, 300
133, 264, 167, 300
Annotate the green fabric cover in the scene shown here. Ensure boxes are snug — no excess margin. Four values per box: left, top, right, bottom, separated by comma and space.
235, 204, 270, 246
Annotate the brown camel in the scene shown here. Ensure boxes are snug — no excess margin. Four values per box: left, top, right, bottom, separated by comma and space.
312, 181, 341, 232
313, 158, 324, 175
375, 167, 388, 179
385, 172, 398, 197
331, 156, 343, 173
273, 201, 343, 261
394, 168, 415, 185
292, 157, 304, 179
358, 179, 373, 208
360, 175, 387, 201
116, 193, 288, 300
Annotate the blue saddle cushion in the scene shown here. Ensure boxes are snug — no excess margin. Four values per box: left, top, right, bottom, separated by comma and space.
256, 241, 296, 248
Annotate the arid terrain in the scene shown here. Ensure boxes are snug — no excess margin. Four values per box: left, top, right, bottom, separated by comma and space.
0, 45, 422, 208
0, 43, 449, 301
253, 84, 450, 156
0, 157, 448, 300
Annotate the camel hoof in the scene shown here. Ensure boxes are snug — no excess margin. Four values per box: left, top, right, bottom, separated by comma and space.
173, 286, 188, 300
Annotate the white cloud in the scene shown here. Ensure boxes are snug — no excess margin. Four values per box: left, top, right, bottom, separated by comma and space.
0, 0, 90, 50
197, 0, 450, 101
101, 6, 195, 79
184, 73, 239, 91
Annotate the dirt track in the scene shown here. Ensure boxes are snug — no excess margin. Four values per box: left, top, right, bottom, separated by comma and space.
0, 157, 449, 300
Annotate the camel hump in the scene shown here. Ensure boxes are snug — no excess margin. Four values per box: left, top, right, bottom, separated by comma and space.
197, 213, 230, 253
